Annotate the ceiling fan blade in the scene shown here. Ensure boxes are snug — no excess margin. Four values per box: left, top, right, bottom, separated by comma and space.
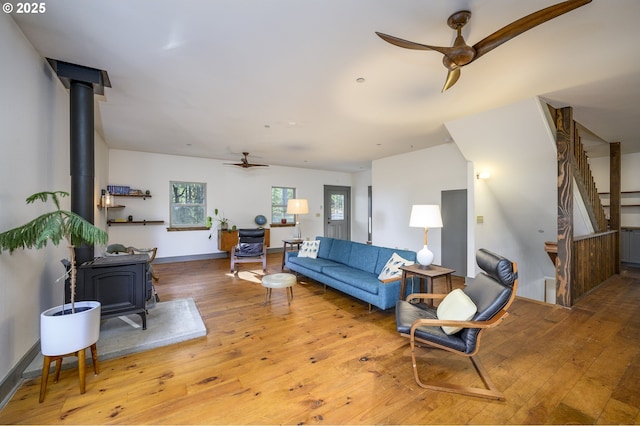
442, 68, 461, 92
472, 0, 592, 61
375, 32, 452, 56
223, 151, 269, 168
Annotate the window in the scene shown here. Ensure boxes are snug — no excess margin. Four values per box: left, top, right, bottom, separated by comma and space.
330, 193, 345, 220
170, 181, 207, 228
271, 186, 295, 224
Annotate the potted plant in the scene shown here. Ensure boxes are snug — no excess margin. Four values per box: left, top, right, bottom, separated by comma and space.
208, 208, 234, 240
0, 191, 109, 356
212, 208, 230, 230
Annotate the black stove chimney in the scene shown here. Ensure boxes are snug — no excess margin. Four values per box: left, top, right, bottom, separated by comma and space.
47, 59, 111, 267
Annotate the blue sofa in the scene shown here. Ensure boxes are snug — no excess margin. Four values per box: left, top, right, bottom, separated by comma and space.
285, 237, 416, 310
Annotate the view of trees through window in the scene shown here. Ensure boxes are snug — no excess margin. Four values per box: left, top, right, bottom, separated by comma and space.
170, 181, 207, 227
330, 194, 345, 220
271, 186, 295, 224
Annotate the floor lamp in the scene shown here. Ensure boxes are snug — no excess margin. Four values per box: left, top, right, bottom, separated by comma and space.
409, 204, 443, 268
287, 199, 309, 240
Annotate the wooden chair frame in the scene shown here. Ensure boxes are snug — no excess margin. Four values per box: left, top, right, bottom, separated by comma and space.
230, 231, 267, 273
127, 246, 159, 282
400, 262, 518, 400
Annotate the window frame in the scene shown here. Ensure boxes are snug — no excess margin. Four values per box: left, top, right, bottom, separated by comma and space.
169, 181, 207, 229
271, 186, 296, 225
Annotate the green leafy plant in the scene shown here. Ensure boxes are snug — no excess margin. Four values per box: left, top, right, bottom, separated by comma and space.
212, 208, 230, 229
0, 191, 108, 312
208, 208, 234, 239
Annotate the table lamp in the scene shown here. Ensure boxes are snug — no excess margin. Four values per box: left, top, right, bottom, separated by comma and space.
409, 204, 443, 268
286, 199, 309, 240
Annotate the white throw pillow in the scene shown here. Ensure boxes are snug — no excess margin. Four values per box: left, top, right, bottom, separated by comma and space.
436, 289, 478, 335
377, 252, 414, 281
297, 240, 320, 259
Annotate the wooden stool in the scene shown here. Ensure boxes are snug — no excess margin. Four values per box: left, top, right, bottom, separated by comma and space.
39, 343, 99, 403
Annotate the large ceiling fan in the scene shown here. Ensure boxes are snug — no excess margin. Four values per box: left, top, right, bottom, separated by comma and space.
376, 0, 592, 92
224, 152, 269, 168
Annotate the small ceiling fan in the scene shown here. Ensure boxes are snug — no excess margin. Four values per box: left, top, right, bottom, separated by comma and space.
224, 152, 269, 168
376, 0, 591, 92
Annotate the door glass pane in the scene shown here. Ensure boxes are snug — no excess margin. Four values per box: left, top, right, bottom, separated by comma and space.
330, 194, 345, 220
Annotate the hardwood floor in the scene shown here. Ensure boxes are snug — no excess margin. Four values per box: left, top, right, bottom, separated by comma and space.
1, 254, 639, 424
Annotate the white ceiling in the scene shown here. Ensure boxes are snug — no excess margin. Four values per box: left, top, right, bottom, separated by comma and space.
11, 0, 640, 172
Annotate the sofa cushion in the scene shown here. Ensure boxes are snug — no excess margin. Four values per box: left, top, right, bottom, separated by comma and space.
327, 239, 352, 263
288, 256, 341, 273
316, 237, 334, 259
322, 265, 380, 295
377, 252, 414, 281
297, 240, 320, 259
346, 243, 379, 273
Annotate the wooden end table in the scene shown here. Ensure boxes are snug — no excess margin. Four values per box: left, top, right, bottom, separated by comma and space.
399, 263, 455, 303
281, 239, 303, 270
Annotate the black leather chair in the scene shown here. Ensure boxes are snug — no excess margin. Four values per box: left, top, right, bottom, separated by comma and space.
230, 228, 267, 273
395, 248, 518, 400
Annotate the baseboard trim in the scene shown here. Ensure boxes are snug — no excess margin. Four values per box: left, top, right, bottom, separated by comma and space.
154, 248, 284, 264
0, 341, 40, 410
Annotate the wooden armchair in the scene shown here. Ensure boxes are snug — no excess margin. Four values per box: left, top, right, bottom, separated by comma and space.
127, 246, 159, 282
230, 229, 267, 273
395, 248, 518, 400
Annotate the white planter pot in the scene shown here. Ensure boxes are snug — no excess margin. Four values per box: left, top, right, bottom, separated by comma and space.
40, 301, 101, 356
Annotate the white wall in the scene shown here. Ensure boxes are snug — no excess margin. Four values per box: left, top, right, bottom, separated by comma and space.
590, 152, 640, 228
447, 97, 561, 301
0, 13, 111, 387
107, 150, 360, 259
371, 143, 468, 262
351, 169, 371, 244
0, 14, 69, 384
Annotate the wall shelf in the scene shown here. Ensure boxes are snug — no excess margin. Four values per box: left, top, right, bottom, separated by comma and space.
104, 189, 161, 224
98, 204, 125, 209
599, 190, 640, 207
108, 220, 164, 226
117, 194, 152, 200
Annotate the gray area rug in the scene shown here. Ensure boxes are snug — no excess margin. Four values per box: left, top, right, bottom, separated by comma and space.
23, 297, 206, 378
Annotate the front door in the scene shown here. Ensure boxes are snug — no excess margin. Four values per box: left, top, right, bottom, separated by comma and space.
324, 185, 351, 240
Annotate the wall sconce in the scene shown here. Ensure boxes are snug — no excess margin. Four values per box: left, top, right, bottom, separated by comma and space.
476, 171, 491, 180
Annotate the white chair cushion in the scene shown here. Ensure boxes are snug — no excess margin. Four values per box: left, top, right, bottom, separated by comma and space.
436, 289, 478, 335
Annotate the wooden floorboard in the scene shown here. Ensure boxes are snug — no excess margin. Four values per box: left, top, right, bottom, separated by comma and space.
1, 254, 639, 424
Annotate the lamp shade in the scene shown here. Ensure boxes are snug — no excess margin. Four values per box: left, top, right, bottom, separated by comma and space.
409, 205, 443, 228
286, 199, 309, 215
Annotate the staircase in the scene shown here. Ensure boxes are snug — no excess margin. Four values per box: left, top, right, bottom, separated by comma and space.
570, 123, 608, 232
546, 106, 619, 307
